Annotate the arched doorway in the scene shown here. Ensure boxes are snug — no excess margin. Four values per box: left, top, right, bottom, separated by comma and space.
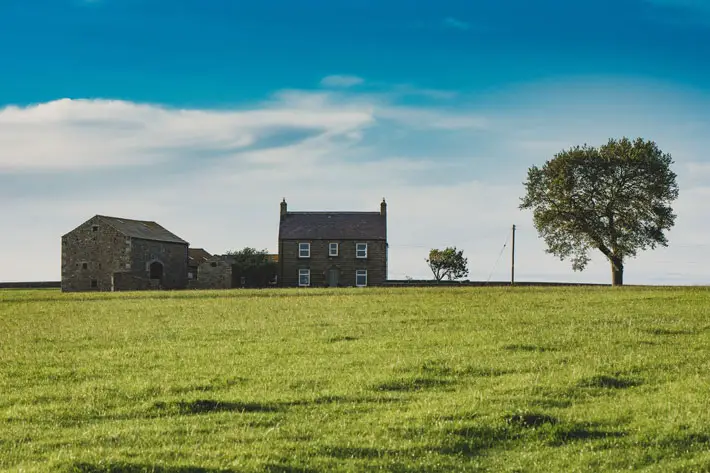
149, 261, 164, 280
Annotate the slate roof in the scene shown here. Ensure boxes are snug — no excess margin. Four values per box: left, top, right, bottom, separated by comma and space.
188, 248, 212, 267
279, 212, 386, 240
98, 215, 188, 244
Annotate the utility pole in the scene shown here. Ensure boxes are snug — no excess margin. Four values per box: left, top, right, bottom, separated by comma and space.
511, 224, 516, 286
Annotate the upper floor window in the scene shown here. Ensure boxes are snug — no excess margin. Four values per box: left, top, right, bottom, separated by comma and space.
356, 270, 367, 287
356, 243, 368, 259
92, 225, 99, 232
329, 242, 339, 257
299, 268, 311, 287
299, 242, 311, 258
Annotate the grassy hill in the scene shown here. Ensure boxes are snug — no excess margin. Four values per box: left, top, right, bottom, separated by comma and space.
1, 287, 709, 472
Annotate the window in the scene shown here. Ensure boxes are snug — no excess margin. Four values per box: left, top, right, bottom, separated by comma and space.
329, 242, 339, 257
91, 279, 98, 288
356, 243, 368, 259
82, 262, 88, 270
299, 269, 311, 287
92, 225, 99, 232
299, 242, 311, 258
211, 262, 218, 268
356, 270, 367, 287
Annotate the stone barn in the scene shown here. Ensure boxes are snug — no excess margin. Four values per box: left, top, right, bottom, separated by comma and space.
61, 215, 189, 292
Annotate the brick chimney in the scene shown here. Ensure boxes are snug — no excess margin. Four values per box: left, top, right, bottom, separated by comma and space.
380, 198, 387, 216
280, 198, 287, 219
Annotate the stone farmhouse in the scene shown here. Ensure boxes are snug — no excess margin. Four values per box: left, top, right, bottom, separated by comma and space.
277, 199, 388, 287
61, 215, 189, 292
61, 199, 389, 292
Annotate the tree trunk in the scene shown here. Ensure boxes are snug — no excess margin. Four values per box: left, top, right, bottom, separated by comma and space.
610, 257, 624, 286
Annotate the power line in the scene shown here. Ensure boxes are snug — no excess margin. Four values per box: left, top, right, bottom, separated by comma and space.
485, 230, 512, 284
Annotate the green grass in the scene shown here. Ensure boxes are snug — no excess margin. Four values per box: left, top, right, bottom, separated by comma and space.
1, 286, 710, 472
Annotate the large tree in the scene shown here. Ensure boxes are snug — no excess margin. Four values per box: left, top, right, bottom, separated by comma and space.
520, 137, 679, 286
426, 247, 469, 282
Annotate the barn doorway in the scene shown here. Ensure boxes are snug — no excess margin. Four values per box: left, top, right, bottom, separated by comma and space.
149, 261, 164, 280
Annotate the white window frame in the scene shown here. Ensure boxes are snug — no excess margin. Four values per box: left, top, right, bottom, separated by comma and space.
299, 242, 311, 258
329, 242, 339, 257
356, 242, 368, 259
355, 269, 367, 287
298, 269, 311, 287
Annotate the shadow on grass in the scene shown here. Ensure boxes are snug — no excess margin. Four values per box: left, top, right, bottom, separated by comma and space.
641, 431, 710, 452
503, 344, 557, 353
645, 327, 695, 336
577, 375, 642, 389
327, 335, 359, 343
505, 412, 558, 428
372, 376, 451, 392
153, 399, 282, 415
307, 394, 403, 405
437, 425, 515, 457
400, 359, 514, 380
263, 464, 320, 473
320, 446, 396, 459
546, 423, 627, 446
63, 462, 237, 473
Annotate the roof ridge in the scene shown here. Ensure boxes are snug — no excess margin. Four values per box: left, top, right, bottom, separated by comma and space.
97, 214, 157, 224
286, 211, 382, 215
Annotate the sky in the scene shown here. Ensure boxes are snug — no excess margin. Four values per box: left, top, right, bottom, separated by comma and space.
1, 0, 709, 284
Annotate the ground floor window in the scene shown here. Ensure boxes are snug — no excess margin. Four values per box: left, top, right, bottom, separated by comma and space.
299, 269, 311, 287
91, 279, 98, 288
356, 269, 367, 287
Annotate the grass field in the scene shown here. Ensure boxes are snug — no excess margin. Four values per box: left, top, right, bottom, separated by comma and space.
1, 287, 710, 472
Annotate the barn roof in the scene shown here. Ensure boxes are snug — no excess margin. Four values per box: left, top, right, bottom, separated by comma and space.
279, 212, 386, 240
188, 248, 212, 267
97, 215, 188, 244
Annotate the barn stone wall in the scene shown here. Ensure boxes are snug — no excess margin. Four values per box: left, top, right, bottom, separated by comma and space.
192, 258, 233, 289
129, 239, 189, 290
61, 217, 131, 292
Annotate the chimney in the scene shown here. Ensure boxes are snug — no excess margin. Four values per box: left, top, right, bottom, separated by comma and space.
380, 197, 387, 216
280, 198, 287, 219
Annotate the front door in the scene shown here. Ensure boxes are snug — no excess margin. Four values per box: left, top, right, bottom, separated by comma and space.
327, 268, 340, 287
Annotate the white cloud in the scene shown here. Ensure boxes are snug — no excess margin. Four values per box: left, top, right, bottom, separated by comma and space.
0, 98, 373, 172
319, 75, 365, 88
1, 78, 709, 285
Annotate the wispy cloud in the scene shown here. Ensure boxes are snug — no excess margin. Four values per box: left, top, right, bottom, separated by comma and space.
0, 78, 708, 285
443, 17, 470, 30
319, 75, 365, 88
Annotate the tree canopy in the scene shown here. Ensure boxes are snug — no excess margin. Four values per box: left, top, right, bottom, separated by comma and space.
426, 247, 469, 282
520, 137, 679, 286
225, 247, 273, 269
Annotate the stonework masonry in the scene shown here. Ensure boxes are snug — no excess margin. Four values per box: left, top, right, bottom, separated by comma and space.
279, 239, 387, 287
61, 215, 189, 292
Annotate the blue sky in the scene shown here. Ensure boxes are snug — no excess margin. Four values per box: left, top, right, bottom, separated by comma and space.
1, 0, 709, 283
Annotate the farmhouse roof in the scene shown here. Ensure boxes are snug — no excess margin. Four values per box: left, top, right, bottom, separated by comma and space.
279, 212, 387, 240
97, 215, 188, 244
